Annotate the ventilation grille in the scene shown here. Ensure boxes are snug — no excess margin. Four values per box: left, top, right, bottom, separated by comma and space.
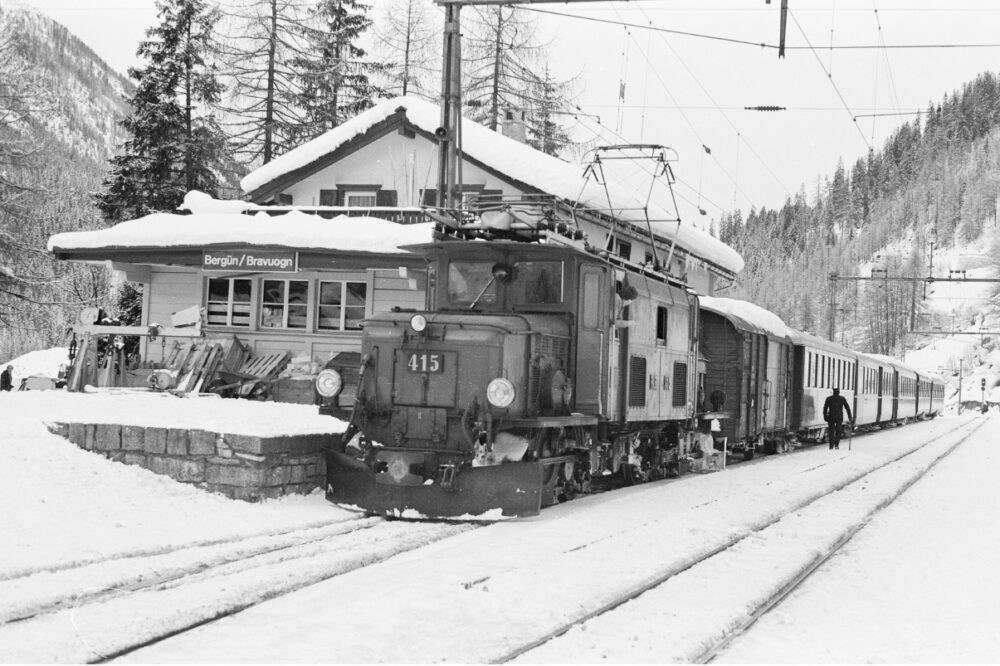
629, 356, 647, 407
672, 361, 688, 407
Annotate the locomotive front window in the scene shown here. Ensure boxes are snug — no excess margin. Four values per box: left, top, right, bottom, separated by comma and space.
448, 261, 498, 306
510, 261, 563, 305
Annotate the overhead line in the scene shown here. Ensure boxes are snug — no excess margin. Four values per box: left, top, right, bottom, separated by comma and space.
635, 3, 793, 201
519, 6, 1000, 51
788, 10, 872, 151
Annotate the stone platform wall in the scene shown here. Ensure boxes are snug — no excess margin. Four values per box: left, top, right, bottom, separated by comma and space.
47, 422, 332, 502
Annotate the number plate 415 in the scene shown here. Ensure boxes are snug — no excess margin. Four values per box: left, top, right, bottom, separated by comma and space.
407, 352, 444, 373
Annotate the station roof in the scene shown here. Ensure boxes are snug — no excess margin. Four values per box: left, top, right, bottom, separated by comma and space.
240, 96, 745, 277
48, 209, 435, 265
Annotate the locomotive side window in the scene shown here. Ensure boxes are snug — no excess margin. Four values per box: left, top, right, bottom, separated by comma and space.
448, 261, 497, 306
510, 261, 563, 305
656, 306, 668, 346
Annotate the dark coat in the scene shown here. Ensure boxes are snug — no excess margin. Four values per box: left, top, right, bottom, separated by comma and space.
0, 368, 12, 391
823, 393, 852, 422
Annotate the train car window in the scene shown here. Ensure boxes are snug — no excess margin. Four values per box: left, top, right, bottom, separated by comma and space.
510, 261, 563, 305
448, 261, 498, 307
807, 352, 812, 387
656, 306, 668, 346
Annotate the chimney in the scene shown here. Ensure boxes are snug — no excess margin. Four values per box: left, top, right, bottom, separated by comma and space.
501, 108, 527, 143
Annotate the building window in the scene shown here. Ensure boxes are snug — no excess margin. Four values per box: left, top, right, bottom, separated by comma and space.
615, 239, 632, 260
344, 191, 378, 207
261, 279, 308, 329
656, 306, 668, 345
207, 278, 251, 327
318, 281, 367, 331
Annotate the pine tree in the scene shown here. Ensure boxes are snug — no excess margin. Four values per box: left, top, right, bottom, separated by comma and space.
462, 5, 544, 132
372, 0, 439, 98
215, 0, 313, 165
96, 0, 229, 222
291, 0, 385, 142
524, 64, 573, 157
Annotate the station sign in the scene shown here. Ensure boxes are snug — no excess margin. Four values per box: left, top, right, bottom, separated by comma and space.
202, 250, 298, 273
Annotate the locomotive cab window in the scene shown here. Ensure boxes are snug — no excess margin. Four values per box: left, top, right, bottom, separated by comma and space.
509, 261, 563, 306
447, 261, 499, 307
446, 258, 564, 309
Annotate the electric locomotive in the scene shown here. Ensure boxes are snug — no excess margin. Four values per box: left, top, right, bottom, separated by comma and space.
316, 223, 701, 518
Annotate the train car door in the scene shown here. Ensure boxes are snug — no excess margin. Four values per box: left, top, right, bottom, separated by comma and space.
876, 367, 884, 422
892, 369, 900, 421
577, 264, 609, 416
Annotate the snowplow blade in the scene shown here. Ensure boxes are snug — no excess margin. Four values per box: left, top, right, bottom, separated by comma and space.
324, 450, 544, 520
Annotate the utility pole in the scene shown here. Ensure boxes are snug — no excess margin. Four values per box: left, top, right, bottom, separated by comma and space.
433, 0, 632, 211
958, 357, 963, 413
827, 272, 837, 341
924, 226, 937, 299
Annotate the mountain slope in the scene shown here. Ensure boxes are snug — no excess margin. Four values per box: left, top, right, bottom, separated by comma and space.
0, 3, 133, 361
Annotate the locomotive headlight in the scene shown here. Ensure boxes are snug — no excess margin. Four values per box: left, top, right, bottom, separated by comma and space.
315, 368, 344, 398
410, 314, 428, 333
487, 378, 516, 408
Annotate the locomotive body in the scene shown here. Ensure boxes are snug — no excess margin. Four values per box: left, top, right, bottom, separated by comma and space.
321, 239, 700, 518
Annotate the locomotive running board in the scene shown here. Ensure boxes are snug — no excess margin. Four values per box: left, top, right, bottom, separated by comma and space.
325, 450, 544, 520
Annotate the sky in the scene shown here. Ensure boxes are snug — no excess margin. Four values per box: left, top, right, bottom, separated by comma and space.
15, 0, 1000, 225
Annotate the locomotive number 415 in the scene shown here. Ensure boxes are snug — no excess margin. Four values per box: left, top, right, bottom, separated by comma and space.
407, 352, 444, 373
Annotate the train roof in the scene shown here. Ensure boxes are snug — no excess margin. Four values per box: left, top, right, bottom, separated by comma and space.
699, 296, 794, 340
787, 330, 859, 357
862, 353, 945, 382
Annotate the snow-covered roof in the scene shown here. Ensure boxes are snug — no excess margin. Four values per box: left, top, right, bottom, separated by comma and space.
47, 211, 435, 255
788, 329, 859, 356
863, 352, 944, 380
240, 96, 744, 276
699, 296, 794, 339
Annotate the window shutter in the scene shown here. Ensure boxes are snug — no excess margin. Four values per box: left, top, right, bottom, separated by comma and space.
376, 189, 398, 206
319, 189, 336, 206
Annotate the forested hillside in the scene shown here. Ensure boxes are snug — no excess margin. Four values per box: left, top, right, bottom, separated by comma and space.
721, 72, 1000, 356
0, 4, 132, 362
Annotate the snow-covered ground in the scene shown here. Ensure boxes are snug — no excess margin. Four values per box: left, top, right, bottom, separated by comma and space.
2, 347, 999, 662
719, 413, 1000, 662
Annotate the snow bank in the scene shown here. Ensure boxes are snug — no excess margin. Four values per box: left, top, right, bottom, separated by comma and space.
0, 347, 69, 380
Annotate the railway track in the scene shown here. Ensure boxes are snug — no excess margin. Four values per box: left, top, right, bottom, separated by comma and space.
0, 516, 471, 663
503, 416, 987, 664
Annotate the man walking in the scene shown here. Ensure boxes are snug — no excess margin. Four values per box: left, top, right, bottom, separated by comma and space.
823, 387, 853, 450
1, 365, 12, 391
